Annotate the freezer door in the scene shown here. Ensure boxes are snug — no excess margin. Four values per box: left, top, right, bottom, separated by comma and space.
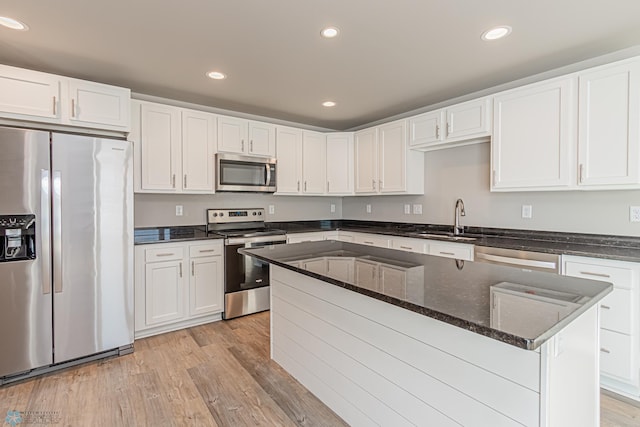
51, 134, 133, 364
0, 127, 53, 377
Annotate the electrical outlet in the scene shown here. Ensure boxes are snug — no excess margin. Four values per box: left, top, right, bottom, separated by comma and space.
630, 206, 640, 222
412, 204, 422, 215
330, 203, 336, 213
268, 205, 275, 215
522, 205, 532, 219
366, 204, 372, 214
175, 205, 183, 216
404, 204, 411, 214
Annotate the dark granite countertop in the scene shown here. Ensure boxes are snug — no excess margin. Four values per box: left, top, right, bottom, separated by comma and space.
241, 240, 612, 350
134, 225, 222, 245
268, 220, 640, 263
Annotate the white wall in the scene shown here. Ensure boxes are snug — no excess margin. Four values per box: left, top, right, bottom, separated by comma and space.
342, 143, 640, 236
134, 193, 342, 227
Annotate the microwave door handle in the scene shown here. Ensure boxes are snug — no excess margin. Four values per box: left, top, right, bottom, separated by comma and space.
265, 164, 271, 186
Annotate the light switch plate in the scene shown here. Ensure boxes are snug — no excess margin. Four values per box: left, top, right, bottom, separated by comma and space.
404, 204, 411, 214
175, 205, 183, 216
268, 205, 275, 215
630, 206, 640, 222
366, 204, 372, 214
330, 203, 336, 213
522, 205, 532, 219
412, 204, 422, 215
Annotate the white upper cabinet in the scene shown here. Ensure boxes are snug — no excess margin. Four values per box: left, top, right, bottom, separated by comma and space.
0, 64, 130, 131
275, 126, 303, 194
217, 116, 275, 157
492, 77, 576, 191
578, 60, 640, 188
326, 133, 354, 195
409, 97, 491, 151
355, 120, 424, 195
302, 131, 326, 194
181, 109, 216, 192
134, 100, 216, 194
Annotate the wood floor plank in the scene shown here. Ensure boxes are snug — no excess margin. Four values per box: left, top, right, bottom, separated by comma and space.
2, 312, 640, 426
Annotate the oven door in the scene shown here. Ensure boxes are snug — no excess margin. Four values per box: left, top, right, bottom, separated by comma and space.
216, 153, 276, 192
224, 237, 286, 294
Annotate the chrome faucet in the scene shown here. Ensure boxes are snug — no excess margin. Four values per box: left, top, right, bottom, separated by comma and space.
454, 198, 466, 235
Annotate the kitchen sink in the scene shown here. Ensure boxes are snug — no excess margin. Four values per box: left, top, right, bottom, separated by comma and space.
412, 232, 476, 242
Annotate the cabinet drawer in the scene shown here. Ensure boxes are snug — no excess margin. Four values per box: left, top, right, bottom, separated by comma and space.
428, 242, 473, 261
353, 233, 390, 248
145, 246, 184, 262
600, 288, 633, 335
391, 237, 426, 253
564, 261, 634, 290
600, 329, 634, 381
189, 242, 222, 258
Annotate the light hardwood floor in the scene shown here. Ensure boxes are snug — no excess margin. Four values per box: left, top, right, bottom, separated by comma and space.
1, 312, 639, 426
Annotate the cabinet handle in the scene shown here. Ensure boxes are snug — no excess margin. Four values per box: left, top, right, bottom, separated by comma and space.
327, 181, 330, 192
579, 271, 611, 278
439, 251, 456, 256
372, 179, 376, 190
304, 181, 307, 191
191, 261, 195, 276
198, 249, 216, 253
600, 348, 611, 354
241, 140, 245, 151
364, 241, 374, 245
71, 99, 76, 118
297, 181, 300, 192
600, 304, 611, 310
379, 180, 383, 189
492, 170, 497, 186
447, 122, 452, 136
579, 164, 584, 183
250, 140, 254, 152
400, 246, 412, 250
52, 96, 57, 115
155, 253, 175, 257
179, 262, 183, 278
184, 175, 187, 188
172, 174, 176, 188
435, 124, 440, 139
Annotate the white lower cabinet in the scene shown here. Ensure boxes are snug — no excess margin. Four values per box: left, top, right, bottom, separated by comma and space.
563, 255, 640, 398
286, 232, 328, 244
135, 240, 224, 338
427, 241, 474, 261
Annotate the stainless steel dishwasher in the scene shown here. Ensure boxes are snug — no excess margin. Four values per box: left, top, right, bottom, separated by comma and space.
474, 246, 561, 273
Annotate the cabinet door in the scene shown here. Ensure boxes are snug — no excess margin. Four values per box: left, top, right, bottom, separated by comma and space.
578, 61, 640, 187
409, 110, 443, 147
354, 260, 379, 292
67, 79, 130, 130
140, 103, 181, 191
380, 266, 406, 299
276, 127, 303, 194
492, 78, 576, 190
0, 65, 60, 120
326, 133, 353, 194
189, 256, 223, 317
446, 97, 491, 141
378, 120, 407, 193
145, 260, 186, 326
326, 258, 354, 282
354, 128, 378, 193
217, 116, 247, 154
248, 121, 276, 157
302, 131, 327, 194
182, 110, 216, 192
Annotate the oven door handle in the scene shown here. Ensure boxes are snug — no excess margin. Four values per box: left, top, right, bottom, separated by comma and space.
226, 235, 287, 245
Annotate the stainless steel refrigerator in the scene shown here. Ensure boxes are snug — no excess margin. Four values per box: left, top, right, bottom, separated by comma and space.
0, 126, 134, 383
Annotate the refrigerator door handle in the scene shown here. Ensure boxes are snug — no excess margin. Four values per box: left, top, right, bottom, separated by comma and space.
41, 169, 52, 295
53, 170, 63, 293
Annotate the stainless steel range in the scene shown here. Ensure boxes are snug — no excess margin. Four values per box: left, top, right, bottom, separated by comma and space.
206, 208, 286, 319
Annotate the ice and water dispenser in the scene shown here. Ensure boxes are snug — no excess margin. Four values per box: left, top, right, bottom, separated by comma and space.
0, 214, 36, 262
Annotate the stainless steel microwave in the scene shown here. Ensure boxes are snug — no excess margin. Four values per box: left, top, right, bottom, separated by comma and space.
215, 153, 277, 192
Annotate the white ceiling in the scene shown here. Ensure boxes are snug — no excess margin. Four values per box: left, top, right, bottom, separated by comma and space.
2, 1, 640, 130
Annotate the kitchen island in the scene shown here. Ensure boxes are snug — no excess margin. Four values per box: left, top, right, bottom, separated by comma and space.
241, 241, 613, 427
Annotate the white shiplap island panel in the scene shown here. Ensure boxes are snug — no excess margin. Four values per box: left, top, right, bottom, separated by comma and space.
270, 265, 599, 427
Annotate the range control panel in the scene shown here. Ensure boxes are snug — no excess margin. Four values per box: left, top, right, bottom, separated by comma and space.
207, 208, 265, 225
0, 214, 36, 262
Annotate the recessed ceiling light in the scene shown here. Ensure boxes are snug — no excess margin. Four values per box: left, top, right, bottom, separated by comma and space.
206, 71, 226, 80
0, 16, 29, 31
322, 101, 337, 107
320, 27, 339, 39
481, 25, 512, 41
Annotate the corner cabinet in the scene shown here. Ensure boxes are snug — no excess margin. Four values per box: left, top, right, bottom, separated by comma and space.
562, 255, 640, 399
134, 240, 224, 339
0, 63, 130, 132
355, 119, 424, 195
131, 100, 216, 194
409, 97, 492, 151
